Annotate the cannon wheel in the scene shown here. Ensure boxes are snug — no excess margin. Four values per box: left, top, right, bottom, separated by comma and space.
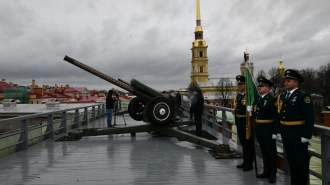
145, 96, 174, 125
128, 97, 146, 121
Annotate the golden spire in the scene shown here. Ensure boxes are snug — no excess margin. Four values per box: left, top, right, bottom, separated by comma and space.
195, 0, 203, 32
193, 0, 206, 47
196, 0, 201, 20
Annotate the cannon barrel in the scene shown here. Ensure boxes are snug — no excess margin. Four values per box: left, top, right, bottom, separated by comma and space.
64, 55, 168, 102
64, 56, 134, 92
118, 78, 131, 86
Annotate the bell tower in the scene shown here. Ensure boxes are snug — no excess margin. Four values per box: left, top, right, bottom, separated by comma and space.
190, 0, 209, 85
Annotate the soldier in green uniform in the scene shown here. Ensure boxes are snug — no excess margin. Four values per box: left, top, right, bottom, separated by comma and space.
276, 69, 314, 185
234, 75, 254, 171
248, 77, 277, 183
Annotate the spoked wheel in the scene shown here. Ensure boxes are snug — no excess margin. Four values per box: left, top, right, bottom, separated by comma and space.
145, 96, 174, 125
128, 97, 146, 121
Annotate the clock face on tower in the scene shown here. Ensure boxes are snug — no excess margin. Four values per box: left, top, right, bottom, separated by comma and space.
198, 41, 203, 46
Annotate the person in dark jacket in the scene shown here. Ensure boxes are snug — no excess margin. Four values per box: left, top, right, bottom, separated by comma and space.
106, 90, 114, 127
275, 69, 314, 185
249, 77, 277, 183
189, 87, 204, 137
175, 91, 182, 107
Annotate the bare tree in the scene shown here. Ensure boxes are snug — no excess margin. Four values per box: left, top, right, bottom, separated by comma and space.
268, 67, 285, 96
318, 63, 330, 107
298, 68, 319, 95
254, 69, 267, 82
215, 78, 234, 107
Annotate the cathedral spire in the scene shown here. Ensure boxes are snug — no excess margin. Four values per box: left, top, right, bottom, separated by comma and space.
191, 0, 209, 86
195, 0, 203, 33
196, 0, 201, 22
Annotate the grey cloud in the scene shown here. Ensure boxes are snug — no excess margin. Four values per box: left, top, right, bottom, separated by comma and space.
0, 0, 329, 92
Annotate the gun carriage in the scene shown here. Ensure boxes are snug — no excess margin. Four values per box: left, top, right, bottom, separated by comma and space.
62, 56, 235, 154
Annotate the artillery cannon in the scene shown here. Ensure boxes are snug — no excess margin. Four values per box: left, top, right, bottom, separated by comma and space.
64, 55, 176, 125
62, 56, 237, 155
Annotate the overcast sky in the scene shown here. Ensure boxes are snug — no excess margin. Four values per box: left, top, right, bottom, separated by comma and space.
1, 0, 329, 92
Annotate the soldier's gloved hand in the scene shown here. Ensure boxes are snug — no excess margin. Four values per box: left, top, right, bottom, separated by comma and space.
301, 137, 309, 143
272, 134, 279, 139
247, 106, 252, 116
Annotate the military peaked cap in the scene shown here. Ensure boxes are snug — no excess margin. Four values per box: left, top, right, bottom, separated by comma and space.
194, 86, 202, 93
284, 69, 304, 83
236, 75, 246, 84
257, 76, 274, 87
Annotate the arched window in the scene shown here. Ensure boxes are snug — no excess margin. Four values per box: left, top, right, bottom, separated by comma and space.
215, 103, 219, 106
228, 103, 232, 108
200, 66, 203, 73
199, 51, 203, 57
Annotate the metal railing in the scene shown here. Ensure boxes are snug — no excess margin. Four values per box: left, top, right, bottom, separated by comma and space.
182, 100, 329, 185
0, 103, 106, 158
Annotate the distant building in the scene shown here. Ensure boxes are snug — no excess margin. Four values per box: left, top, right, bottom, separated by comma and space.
27, 79, 101, 104
62, 87, 90, 98
0, 78, 28, 103
0, 79, 12, 100
90, 89, 99, 96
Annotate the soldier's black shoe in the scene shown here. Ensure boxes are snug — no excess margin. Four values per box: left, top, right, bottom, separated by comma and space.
268, 174, 276, 183
297, 167, 309, 185
237, 147, 248, 168
243, 163, 253, 171
268, 155, 277, 183
257, 155, 270, 178
236, 161, 247, 168
256, 171, 270, 178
